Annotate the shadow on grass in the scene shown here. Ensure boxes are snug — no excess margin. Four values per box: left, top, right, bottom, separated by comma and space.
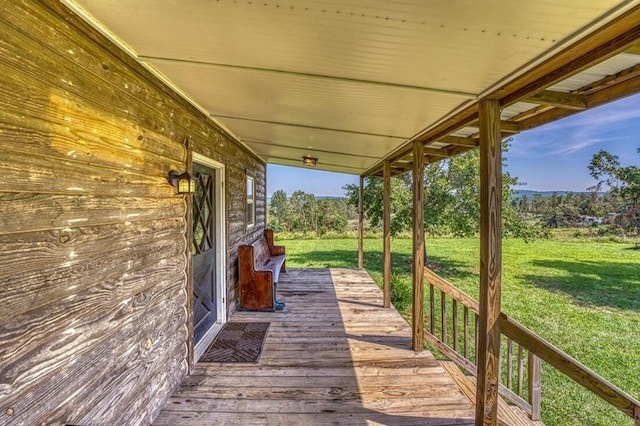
520, 259, 640, 311
285, 250, 357, 268
289, 249, 475, 281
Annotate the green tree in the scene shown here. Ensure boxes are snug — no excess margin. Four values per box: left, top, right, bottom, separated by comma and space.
589, 148, 640, 236
268, 189, 289, 231
288, 190, 318, 232
519, 195, 530, 214
344, 174, 413, 235
317, 199, 349, 234
345, 140, 541, 239
531, 193, 545, 215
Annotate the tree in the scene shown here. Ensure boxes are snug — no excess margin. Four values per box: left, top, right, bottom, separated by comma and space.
317, 199, 349, 234
519, 195, 530, 214
345, 139, 542, 239
268, 189, 289, 231
287, 191, 318, 232
344, 175, 413, 235
531, 193, 545, 215
589, 148, 640, 236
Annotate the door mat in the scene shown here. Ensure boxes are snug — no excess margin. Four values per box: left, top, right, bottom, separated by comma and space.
199, 322, 270, 363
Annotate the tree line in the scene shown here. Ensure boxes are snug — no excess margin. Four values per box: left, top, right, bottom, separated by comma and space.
268, 144, 639, 239
516, 148, 639, 235
515, 191, 616, 228
268, 190, 356, 235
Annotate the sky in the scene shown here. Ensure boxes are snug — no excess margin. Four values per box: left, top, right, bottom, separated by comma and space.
267, 93, 640, 197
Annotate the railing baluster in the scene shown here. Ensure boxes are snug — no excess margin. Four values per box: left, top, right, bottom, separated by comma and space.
474, 313, 479, 362
441, 290, 447, 343
528, 352, 542, 421
507, 338, 513, 390
452, 299, 458, 352
429, 283, 435, 335
463, 306, 469, 358
517, 344, 524, 395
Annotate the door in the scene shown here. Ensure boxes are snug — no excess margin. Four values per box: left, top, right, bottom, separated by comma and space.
191, 156, 226, 356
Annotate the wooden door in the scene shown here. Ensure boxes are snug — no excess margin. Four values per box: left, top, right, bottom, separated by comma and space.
192, 162, 217, 345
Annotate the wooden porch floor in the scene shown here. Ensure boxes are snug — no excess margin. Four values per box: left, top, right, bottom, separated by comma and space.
155, 268, 475, 425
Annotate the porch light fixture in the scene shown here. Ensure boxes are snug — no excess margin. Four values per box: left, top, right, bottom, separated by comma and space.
302, 155, 318, 166
166, 170, 195, 194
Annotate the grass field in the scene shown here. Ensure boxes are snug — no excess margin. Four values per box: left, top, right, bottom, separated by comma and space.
280, 237, 640, 425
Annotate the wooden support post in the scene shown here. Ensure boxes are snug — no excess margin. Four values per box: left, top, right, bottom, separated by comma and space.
475, 99, 503, 425
358, 175, 364, 270
412, 140, 425, 352
528, 353, 542, 421
383, 161, 391, 308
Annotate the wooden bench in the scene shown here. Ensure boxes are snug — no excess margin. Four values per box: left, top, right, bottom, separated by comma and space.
238, 229, 287, 311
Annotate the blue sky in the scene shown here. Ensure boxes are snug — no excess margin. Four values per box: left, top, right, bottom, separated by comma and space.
267, 93, 640, 197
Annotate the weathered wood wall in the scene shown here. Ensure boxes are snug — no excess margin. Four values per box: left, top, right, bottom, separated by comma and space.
0, 1, 265, 424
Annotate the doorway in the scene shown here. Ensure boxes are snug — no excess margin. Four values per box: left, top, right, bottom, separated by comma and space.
192, 153, 226, 361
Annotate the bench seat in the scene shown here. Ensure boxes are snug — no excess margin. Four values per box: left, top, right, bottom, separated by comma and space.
256, 254, 286, 284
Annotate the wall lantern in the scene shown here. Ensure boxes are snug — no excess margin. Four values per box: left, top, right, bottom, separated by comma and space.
166, 170, 195, 194
302, 155, 318, 166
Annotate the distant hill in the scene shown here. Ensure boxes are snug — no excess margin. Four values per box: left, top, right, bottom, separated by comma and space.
512, 190, 600, 199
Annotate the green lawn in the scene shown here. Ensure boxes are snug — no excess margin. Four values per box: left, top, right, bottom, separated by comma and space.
280, 237, 640, 425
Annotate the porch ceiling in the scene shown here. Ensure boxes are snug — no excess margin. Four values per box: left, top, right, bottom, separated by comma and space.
66, 0, 640, 175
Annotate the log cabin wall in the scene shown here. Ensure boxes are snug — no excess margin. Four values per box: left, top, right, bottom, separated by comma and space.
0, 0, 266, 424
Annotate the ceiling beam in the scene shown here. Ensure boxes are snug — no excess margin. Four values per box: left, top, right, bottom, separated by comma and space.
212, 114, 409, 140
588, 73, 640, 107
499, 120, 520, 133
524, 89, 587, 110
468, 120, 520, 133
467, 121, 520, 139
508, 104, 554, 122
510, 62, 640, 125
434, 135, 479, 148
625, 39, 640, 55
577, 63, 640, 94
519, 73, 640, 131
495, 10, 640, 107
423, 148, 448, 157
141, 55, 477, 98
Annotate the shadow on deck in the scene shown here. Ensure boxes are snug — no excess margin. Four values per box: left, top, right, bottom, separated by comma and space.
155, 268, 474, 425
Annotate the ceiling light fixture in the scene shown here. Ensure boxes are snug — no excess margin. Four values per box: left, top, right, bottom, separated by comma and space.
302, 155, 318, 166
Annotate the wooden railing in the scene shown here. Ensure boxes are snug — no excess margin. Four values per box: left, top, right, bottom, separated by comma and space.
422, 268, 541, 419
423, 267, 640, 425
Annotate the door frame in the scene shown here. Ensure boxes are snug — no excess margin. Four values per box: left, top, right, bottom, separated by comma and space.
190, 152, 227, 363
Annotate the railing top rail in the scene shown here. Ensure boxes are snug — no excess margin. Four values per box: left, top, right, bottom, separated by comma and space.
423, 267, 479, 313
500, 314, 640, 421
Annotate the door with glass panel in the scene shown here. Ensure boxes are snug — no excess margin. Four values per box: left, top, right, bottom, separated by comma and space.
192, 160, 224, 348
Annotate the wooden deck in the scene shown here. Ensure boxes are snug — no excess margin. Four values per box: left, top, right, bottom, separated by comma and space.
155, 268, 475, 425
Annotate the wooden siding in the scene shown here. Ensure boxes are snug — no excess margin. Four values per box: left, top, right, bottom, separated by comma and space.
0, 1, 265, 425
155, 269, 475, 425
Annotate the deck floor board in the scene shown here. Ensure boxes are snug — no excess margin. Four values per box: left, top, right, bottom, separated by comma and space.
154, 268, 475, 425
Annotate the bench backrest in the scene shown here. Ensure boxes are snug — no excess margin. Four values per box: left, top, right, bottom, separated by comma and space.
252, 237, 271, 267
